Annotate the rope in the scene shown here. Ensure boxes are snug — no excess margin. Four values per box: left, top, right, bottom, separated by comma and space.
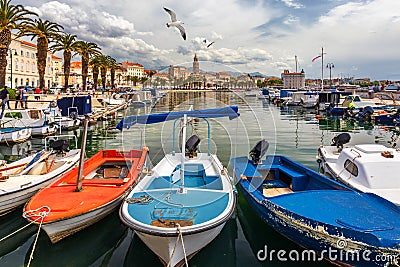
167, 224, 189, 267
126, 195, 154, 204
22, 206, 51, 267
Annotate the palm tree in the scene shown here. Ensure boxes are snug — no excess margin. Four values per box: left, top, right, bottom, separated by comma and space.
75, 41, 101, 91
96, 54, 109, 91
89, 56, 101, 91
125, 75, 131, 86
131, 76, 139, 87
106, 56, 119, 90
22, 18, 63, 90
140, 76, 148, 89
50, 33, 78, 91
0, 0, 37, 88
116, 73, 122, 86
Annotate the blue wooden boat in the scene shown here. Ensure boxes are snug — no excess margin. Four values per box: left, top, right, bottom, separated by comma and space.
230, 140, 400, 267
118, 106, 238, 267
373, 109, 400, 126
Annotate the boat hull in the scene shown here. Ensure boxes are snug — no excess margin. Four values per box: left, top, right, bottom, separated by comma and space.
0, 128, 31, 144
136, 224, 225, 267
238, 182, 399, 267
24, 149, 148, 243
41, 194, 127, 243
31, 124, 58, 137
0, 150, 80, 216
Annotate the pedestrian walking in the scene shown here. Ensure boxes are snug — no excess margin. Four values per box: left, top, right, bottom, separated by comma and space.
0, 88, 10, 118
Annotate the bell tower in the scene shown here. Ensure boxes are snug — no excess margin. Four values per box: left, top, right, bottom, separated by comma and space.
193, 54, 199, 75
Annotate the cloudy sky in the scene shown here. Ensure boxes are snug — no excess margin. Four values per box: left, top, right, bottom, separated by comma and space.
21, 0, 400, 80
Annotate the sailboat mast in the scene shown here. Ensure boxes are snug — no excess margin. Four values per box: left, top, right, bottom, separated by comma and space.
321, 47, 324, 91
180, 114, 187, 191
295, 55, 298, 73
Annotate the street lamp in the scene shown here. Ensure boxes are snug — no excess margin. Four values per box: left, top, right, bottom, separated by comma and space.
8, 49, 17, 89
326, 63, 334, 87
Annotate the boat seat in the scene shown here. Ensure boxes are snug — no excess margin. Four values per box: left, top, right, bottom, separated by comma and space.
263, 187, 293, 197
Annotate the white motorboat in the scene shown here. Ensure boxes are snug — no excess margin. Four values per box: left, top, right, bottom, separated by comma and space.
118, 106, 238, 266
1, 108, 58, 137
0, 127, 31, 144
317, 133, 400, 206
0, 139, 80, 216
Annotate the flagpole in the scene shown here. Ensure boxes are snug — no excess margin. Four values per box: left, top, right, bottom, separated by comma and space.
321, 47, 324, 91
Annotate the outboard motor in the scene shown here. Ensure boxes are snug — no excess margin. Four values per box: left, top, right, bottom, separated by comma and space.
185, 135, 200, 158
331, 133, 350, 151
51, 139, 70, 154
356, 105, 374, 122
249, 139, 269, 164
69, 112, 78, 120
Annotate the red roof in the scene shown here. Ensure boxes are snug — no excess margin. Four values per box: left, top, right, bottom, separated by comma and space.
52, 55, 62, 60
121, 61, 143, 68
70, 61, 82, 68
21, 40, 36, 48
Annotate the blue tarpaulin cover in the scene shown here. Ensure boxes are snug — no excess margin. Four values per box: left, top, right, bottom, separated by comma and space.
57, 96, 92, 116
117, 106, 239, 130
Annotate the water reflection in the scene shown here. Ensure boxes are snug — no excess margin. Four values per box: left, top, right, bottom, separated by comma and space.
4, 90, 400, 267
25, 211, 127, 267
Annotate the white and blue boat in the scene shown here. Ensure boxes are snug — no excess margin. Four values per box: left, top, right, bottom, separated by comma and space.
231, 140, 400, 267
1, 108, 57, 137
118, 106, 238, 267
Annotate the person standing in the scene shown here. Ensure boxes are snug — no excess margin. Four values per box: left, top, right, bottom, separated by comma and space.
0, 88, 10, 118
14, 87, 21, 109
35, 87, 40, 100
20, 87, 27, 109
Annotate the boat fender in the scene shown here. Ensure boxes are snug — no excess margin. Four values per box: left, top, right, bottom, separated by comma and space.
381, 151, 394, 158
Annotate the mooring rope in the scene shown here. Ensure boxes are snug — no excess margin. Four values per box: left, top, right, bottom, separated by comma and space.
167, 224, 188, 267
126, 195, 154, 204
22, 206, 51, 267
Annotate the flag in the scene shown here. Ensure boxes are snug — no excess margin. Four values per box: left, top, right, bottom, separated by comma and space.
312, 55, 321, 62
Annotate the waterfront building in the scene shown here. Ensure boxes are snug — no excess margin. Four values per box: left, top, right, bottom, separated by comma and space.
168, 65, 190, 79
120, 61, 144, 79
7, 36, 56, 89
52, 55, 63, 87
281, 69, 305, 89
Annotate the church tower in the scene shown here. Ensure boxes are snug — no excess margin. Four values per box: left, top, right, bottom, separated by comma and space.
193, 54, 199, 75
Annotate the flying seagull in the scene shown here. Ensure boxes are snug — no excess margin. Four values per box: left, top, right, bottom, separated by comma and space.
164, 7, 186, 40
203, 39, 215, 48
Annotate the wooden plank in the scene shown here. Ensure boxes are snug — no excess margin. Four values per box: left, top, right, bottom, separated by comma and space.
263, 187, 293, 197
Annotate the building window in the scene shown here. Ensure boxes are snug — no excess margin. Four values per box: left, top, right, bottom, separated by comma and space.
344, 159, 358, 176
20, 50, 23, 56
32, 65, 35, 72
15, 60, 18, 70
47, 56, 50, 62
26, 63, 29, 72
8, 63, 11, 70
32, 53, 35, 59
26, 51, 29, 57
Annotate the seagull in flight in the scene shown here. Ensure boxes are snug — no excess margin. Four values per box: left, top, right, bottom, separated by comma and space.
164, 7, 186, 40
203, 39, 215, 48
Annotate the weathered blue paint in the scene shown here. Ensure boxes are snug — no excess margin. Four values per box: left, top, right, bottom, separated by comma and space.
231, 155, 400, 267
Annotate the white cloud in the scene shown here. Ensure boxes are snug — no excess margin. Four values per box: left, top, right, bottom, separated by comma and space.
20, 0, 400, 79
280, 0, 304, 9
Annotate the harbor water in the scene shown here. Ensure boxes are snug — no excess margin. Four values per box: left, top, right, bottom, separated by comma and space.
0, 91, 397, 267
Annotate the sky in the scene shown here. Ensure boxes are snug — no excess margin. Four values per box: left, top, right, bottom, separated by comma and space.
20, 0, 400, 81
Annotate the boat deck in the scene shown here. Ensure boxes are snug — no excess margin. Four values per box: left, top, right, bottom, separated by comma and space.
126, 189, 229, 226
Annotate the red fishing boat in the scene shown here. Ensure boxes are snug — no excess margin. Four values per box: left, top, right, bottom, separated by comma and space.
23, 148, 148, 243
